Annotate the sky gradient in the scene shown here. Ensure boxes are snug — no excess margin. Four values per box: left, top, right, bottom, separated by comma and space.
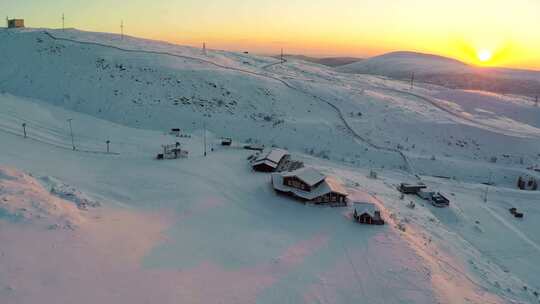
4, 0, 540, 70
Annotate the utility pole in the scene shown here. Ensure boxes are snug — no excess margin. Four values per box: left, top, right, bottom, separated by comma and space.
203, 42, 206, 55
203, 121, 207, 157
106, 140, 110, 153
483, 186, 489, 203
120, 20, 124, 40
22, 123, 26, 138
62, 13, 65, 31
67, 118, 75, 150
535, 95, 538, 107
280, 48, 284, 64
6, 16, 8, 27
410, 72, 415, 90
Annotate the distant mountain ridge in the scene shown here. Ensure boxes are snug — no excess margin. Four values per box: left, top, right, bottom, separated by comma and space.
338, 51, 540, 96
278, 55, 363, 67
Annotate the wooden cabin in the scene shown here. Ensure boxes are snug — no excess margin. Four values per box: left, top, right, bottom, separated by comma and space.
398, 183, 426, 194
252, 148, 290, 172
8, 19, 24, 28
271, 167, 348, 206
353, 202, 384, 225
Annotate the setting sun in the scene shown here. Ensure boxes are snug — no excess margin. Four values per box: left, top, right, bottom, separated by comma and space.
477, 50, 493, 63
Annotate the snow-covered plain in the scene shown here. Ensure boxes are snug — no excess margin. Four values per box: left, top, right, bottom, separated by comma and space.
1, 28, 540, 304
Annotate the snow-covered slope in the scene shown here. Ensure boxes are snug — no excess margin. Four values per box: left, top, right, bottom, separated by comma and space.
1, 28, 540, 304
337, 51, 540, 96
338, 51, 470, 77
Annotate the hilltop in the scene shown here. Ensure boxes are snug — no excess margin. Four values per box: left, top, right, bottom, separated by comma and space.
338, 51, 540, 96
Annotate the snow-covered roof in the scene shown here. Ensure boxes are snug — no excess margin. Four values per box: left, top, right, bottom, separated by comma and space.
283, 167, 326, 187
354, 202, 379, 216
325, 176, 348, 196
272, 173, 348, 200
252, 159, 278, 169
254, 148, 289, 165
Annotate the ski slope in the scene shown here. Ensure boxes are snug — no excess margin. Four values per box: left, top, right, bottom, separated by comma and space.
1, 28, 540, 304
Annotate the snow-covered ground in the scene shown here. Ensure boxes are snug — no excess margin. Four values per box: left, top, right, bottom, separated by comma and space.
1, 28, 540, 303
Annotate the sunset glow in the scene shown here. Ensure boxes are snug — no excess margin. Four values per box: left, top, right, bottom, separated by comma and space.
4, 0, 540, 70
478, 50, 493, 63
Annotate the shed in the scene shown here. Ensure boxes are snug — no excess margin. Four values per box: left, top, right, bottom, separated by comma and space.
221, 137, 232, 146
8, 19, 24, 28
398, 183, 426, 194
353, 202, 384, 225
517, 175, 538, 191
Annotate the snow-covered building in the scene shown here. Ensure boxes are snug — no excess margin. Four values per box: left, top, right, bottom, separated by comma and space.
271, 167, 348, 206
517, 175, 538, 191
7, 19, 24, 28
398, 183, 426, 194
353, 202, 384, 225
252, 148, 290, 172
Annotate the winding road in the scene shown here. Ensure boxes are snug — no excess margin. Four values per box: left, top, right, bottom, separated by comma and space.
38, 31, 418, 175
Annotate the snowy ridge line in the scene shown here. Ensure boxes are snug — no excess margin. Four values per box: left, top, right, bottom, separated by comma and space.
260, 57, 288, 70
43, 30, 416, 175
0, 123, 120, 155
43, 31, 286, 84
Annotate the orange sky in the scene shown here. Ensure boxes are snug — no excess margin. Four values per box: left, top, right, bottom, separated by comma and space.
5, 0, 540, 70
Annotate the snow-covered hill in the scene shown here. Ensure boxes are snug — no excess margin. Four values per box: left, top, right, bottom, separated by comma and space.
338, 51, 540, 96
1, 28, 540, 304
338, 51, 470, 77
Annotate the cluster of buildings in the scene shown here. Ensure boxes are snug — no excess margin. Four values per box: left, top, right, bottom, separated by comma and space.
399, 183, 450, 208
251, 148, 384, 225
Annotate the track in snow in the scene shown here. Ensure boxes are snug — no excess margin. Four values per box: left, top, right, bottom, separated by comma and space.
43, 31, 417, 176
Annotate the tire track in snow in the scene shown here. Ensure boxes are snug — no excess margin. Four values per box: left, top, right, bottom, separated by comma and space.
480, 203, 540, 254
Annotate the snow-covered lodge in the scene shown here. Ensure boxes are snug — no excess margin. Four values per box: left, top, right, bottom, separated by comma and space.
271, 167, 348, 206
252, 148, 290, 172
7, 19, 24, 28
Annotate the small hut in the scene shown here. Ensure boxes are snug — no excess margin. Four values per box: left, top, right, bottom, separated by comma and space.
517, 175, 538, 191
8, 19, 24, 28
398, 183, 426, 194
170, 128, 181, 137
221, 137, 232, 146
156, 142, 188, 160
353, 202, 384, 225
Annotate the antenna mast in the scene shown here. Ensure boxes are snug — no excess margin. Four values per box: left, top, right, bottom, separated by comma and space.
120, 20, 124, 40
